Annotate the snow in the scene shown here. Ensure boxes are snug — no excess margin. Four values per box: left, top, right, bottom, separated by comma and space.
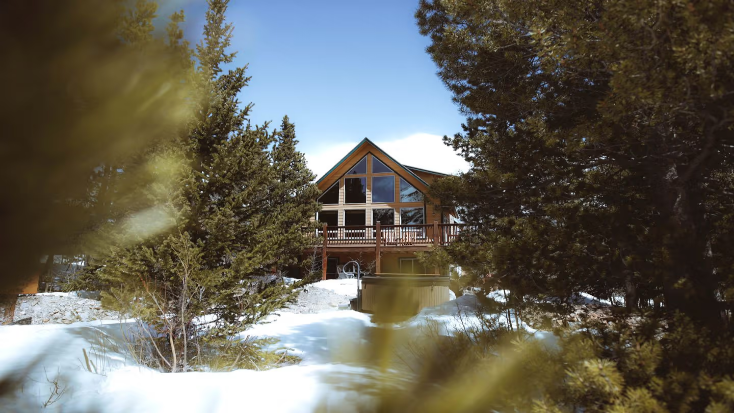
243, 310, 374, 364
309, 279, 360, 298
33, 292, 72, 297
574, 292, 611, 306
0, 316, 376, 412
0, 288, 561, 411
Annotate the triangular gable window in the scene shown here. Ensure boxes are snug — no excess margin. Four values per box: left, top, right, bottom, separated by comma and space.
345, 157, 367, 175
372, 156, 392, 173
318, 182, 339, 204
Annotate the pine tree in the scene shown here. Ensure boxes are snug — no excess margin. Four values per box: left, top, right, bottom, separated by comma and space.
416, 0, 734, 328
0, 0, 192, 292
404, 1, 734, 410
91, 0, 320, 371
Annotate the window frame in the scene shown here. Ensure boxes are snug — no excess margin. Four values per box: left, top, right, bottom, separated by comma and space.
400, 206, 425, 225
399, 258, 423, 275
318, 181, 340, 205
399, 177, 422, 203
372, 208, 395, 225
371, 175, 395, 203
345, 156, 367, 175
317, 210, 339, 227
371, 156, 392, 174
344, 177, 367, 204
344, 209, 366, 226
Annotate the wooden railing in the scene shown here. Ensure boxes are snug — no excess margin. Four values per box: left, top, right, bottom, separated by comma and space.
305, 223, 465, 247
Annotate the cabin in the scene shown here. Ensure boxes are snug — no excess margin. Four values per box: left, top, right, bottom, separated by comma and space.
300, 138, 463, 313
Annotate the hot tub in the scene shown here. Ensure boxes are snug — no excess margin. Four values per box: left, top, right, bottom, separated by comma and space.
359, 274, 450, 316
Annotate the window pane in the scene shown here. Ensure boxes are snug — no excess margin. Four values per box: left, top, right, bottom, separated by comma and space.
372, 209, 394, 225
399, 178, 422, 202
371, 176, 395, 203
317, 211, 338, 227
318, 182, 339, 204
399, 258, 422, 274
346, 157, 367, 175
344, 210, 365, 226
400, 207, 424, 225
372, 157, 391, 173
344, 177, 366, 203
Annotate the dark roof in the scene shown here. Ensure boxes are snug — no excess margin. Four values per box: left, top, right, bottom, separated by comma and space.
404, 165, 450, 177
316, 138, 430, 187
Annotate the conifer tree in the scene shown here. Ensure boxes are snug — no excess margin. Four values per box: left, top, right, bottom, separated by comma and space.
417, 0, 734, 328
90, 0, 320, 371
0, 0, 191, 292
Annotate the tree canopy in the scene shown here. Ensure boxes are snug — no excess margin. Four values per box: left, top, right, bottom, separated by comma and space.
417, 0, 734, 328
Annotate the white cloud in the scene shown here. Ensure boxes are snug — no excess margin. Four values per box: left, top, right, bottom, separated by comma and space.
305, 133, 470, 181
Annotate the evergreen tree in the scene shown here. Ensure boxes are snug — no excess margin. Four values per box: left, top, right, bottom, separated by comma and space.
0, 0, 192, 292
417, 0, 734, 328
90, 0, 320, 371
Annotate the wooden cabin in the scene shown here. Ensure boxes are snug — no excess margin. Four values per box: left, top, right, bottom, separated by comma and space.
300, 138, 461, 293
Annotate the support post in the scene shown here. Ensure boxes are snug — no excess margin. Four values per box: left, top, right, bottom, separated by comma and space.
433, 221, 440, 275
322, 224, 328, 280
433, 221, 439, 248
375, 222, 381, 275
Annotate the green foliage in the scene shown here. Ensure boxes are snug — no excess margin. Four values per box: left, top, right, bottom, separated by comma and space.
416, 0, 734, 326
372, 305, 734, 412
85, 0, 319, 372
0, 0, 193, 292
377, 3, 734, 408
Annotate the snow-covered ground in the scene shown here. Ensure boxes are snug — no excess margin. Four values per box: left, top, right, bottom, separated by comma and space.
280, 279, 358, 314
0, 284, 568, 412
0, 310, 380, 412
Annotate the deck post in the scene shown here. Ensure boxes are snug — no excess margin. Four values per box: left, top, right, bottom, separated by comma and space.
375, 222, 381, 274
433, 221, 439, 248
433, 221, 440, 275
322, 224, 328, 280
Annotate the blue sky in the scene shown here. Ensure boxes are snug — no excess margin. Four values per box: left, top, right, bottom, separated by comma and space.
163, 0, 468, 177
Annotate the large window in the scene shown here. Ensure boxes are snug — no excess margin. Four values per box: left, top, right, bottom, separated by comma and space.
372, 208, 394, 225
317, 210, 338, 227
344, 210, 366, 226
371, 176, 395, 203
346, 157, 367, 175
318, 182, 339, 204
344, 178, 366, 203
400, 207, 424, 225
344, 210, 366, 238
372, 157, 392, 173
400, 178, 422, 202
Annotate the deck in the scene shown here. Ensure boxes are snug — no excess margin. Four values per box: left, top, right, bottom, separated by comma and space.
307, 223, 463, 248
305, 223, 464, 279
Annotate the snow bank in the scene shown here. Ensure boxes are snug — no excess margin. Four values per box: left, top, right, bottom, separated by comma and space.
0, 289, 567, 412
408, 293, 558, 348
245, 310, 374, 365
0, 309, 378, 412
309, 279, 360, 298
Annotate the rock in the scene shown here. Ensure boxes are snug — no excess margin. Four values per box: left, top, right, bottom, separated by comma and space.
12, 294, 121, 325
11, 317, 32, 325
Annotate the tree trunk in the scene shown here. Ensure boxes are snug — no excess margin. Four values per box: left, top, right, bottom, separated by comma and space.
625, 273, 638, 311
659, 169, 721, 329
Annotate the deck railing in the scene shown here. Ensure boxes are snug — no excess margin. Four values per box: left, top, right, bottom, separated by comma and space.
305, 223, 465, 247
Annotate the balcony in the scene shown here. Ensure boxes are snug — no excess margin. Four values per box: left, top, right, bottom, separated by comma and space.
305, 223, 464, 249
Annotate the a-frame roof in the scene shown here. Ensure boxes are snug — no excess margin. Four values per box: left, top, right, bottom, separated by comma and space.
316, 138, 430, 191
